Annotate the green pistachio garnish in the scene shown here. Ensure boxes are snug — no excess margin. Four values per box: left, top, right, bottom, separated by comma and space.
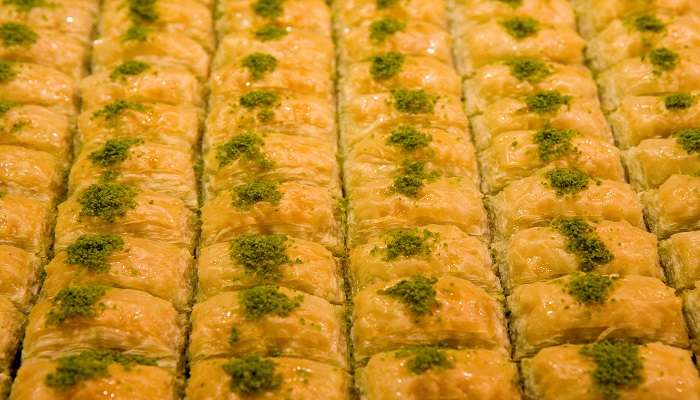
580, 341, 644, 400
231, 234, 291, 280
232, 178, 282, 209
254, 25, 288, 41
386, 125, 432, 152
664, 93, 695, 111
370, 52, 405, 80
380, 275, 438, 316
504, 58, 551, 83
525, 90, 571, 114
391, 89, 436, 114
66, 234, 125, 273
552, 219, 614, 271
383, 229, 436, 260
216, 132, 271, 169
533, 126, 578, 162
122, 25, 149, 42
91, 100, 147, 122
242, 52, 278, 80
89, 138, 143, 168
395, 347, 454, 374
675, 128, 700, 154
369, 18, 406, 43
567, 272, 616, 304
78, 182, 137, 222
647, 47, 679, 74
631, 14, 664, 33
223, 356, 282, 394
254, 0, 283, 18
240, 285, 303, 320
544, 168, 589, 196
46, 285, 109, 325
391, 160, 439, 197
128, 0, 157, 24
110, 60, 150, 81
500, 17, 539, 39
0, 22, 37, 46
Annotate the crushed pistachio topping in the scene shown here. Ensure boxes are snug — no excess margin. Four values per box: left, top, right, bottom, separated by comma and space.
92, 100, 147, 122
392, 160, 439, 197
240, 90, 279, 122
240, 286, 303, 320
0, 61, 15, 83
497, 0, 523, 6
232, 178, 282, 208
525, 90, 571, 114
66, 234, 125, 273
223, 355, 282, 394
128, 0, 157, 24
369, 18, 406, 43
216, 132, 271, 169
580, 342, 644, 400
501, 17, 539, 39
89, 138, 142, 168
647, 47, 679, 74
45, 350, 157, 391
377, 0, 398, 8
242, 52, 278, 80
553, 219, 614, 271
395, 347, 454, 374
664, 93, 695, 111
3, 0, 48, 12
231, 234, 291, 280
78, 182, 137, 222
46, 285, 109, 325
254, 0, 283, 19
534, 126, 578, 162
387, 125, 432, 152
676, 128, 700, 154
228, 328, 239, 345
122, 25, 149, 42
504, 57, 551, 83
544, 168, 589, 196
370, 52, 405, 81
391, 89, 436, 114
383, 229, 436, 260
0, 22, 37, 46
631, 14, 664, 33
380, 275, 438, 316
110, 60, 150, 81
0, 99, 16, 116
254, 25, 288, 41
567, 272, 616, 304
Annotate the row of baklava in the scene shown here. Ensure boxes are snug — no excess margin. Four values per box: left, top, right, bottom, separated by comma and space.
184, 0, 350, 398
334, 0, 524, 398
577, 0, 700, 387
7, 0, 214, 398
451, 0, 700, 398
0, 0, 99, 396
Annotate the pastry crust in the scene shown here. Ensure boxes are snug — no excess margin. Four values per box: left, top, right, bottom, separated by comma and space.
683, 285, 700, 339
660, 231, 700, 290
80, 65, 204, 109
0, 145, 61, 203
10, 358, 178, 400
508, 275, 688, 359
99, 0, 214, 51
454, 0, 575, 29
624, 137, 700, 190
92, 32, 210, 79
42, 237, 192, 310
197, 238, 343, 303
349, 224, 498, 293
357, 348, 521, 400
352, 276, 509, 360
0, 0, 97, 36
489, 175, 644, 238
54, 188, 196, 250
23, 288, 183, 367
0, 105, 71, 163
0, 62, 76, 114
217, 0, 331, 36
522, 342, 700, 400
335, 0, 446, 30
0, 245, 39, 310
187, 357, 349, 400
480, 130, 624, 193
496, 220, 662, 290
641, 174, 700, 238
189, 289, 346, 366
0, 194, 51, 256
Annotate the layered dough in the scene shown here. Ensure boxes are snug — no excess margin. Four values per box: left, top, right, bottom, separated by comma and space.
480, 130, 623, 193
80, 65, 204, 109
335, 0, 446, 30
357, 348, 520, 400
522, 343, 700, 400
348, 175, 488, 241
200, 181, 341, 250
508, 275, 688, 358
471, 96, 610, 150
661, 231, 700, 289
349, 224, 499, 292
0, 194, 52, 256
0, 296, 22, 375
624, 137, 700, 190
189, 289, 346, 366
0, 245, 39, 310
352, 276, 509, 360
684, 286, 700, 338
23, 288, 183, 367
465, 61, 598, 116
92, 32, 210, 79
489, 175, 645, 237
609, 94, 700, 149
454, 0, 575, 29
197, 238, 343, 303
598, 51, 700, 111
0, 105, 71, 162
587, 14, 700, 72
0, 0, 97, 36
496, 220, 662, 290
205, 93, 335, 148
43, 237, 192, 310
77, 103, 201, 153
70, 142, 197, 208
99, 0, 214, 50
0, 145, 61, 202
203, 133, 339, 197
641, 174, 700, 238
0, 62, 76, 113
10, 358, 178, 400
216, 0, 331, 36
187, 357, 348, 400
54, 188, 196, 250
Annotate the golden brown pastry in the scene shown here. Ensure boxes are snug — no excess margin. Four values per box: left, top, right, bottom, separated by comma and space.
0, 104, 71, 162
217, 0, 331, 36
455, 0, 575, 29
0, 193, 51, 256
0, 0, 97, 36
0, 245, 38, 310
642, 174, 700, 238
661, 231, 700, 289
335, 0, 446, 29
624, 136, 700, 190
0, 62, 76, 113
0, 145, 61, 202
